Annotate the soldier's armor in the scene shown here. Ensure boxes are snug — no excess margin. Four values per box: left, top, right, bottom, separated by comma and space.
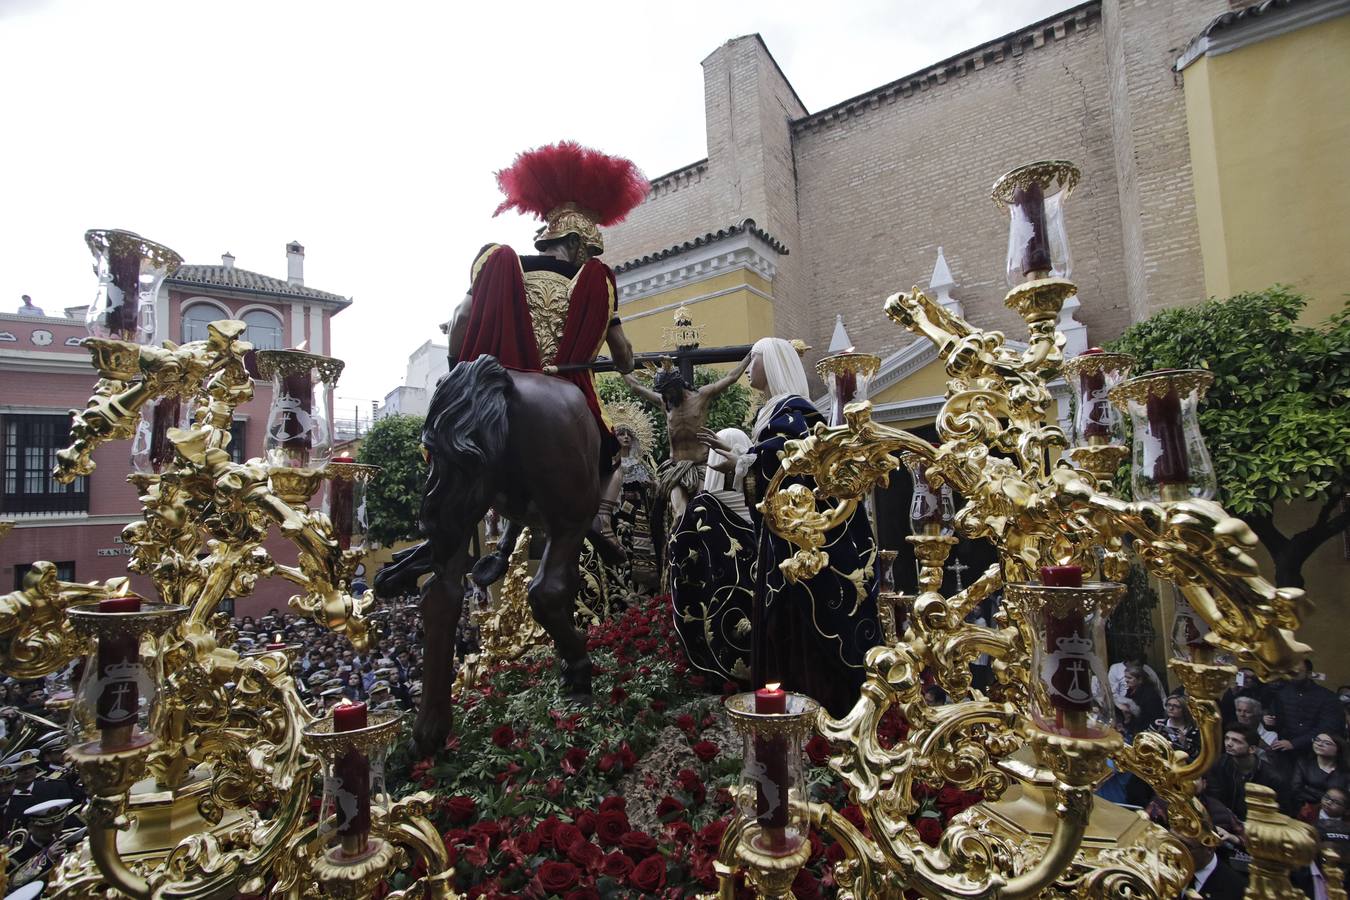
522, 269, 573, 368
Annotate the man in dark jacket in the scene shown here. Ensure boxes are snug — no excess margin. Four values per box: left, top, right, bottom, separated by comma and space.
1205, 724, 1289, 820
1180, 834, 1247, 899
1268, 659, 1346, 756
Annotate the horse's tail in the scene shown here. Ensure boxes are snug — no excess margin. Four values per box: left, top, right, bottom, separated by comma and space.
420, 354, 513, 551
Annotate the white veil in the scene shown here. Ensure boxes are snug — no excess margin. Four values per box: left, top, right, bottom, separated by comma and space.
750, 337, 811, 441
703, 427, 752, 492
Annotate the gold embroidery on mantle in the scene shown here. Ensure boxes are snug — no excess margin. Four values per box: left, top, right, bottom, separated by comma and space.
523, 269, 572, 367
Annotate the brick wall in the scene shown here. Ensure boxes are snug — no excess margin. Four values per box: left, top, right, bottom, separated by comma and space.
1103, 0, 1226, 319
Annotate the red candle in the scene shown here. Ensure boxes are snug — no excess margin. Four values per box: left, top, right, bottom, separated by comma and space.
832, 370, 857, 427
1012, 181, 1052, 278
96, 596, 143, 751
1146, 384, 1190, 486
1076, 349, 1110, 442
279, 369, 314, 453
332, 700, 371, 857
107, 246, 143, 340
1038, 567, 1093, 735
329, 457, 355, 550
148, 397, 181, 472
753, 684, 790, 852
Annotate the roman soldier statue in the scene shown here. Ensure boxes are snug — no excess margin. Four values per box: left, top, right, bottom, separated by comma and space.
446, 141, 647, 585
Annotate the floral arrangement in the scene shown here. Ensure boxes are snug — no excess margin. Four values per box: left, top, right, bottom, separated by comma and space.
386, 595, 983, 898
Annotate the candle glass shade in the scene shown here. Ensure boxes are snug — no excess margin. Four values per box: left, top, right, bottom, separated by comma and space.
84, 230, 183, 344
725, 691, 819, 857
129, 395, 193, 475
64, 599, 188, 756
905, 456, 955, 537
256, 349, 345, 471
1169, 588, 1212, 663
1108, 369, 1216, 502
1006, 581, 1123, 740
816, 353, 881, 428
1060, 351, 1133, 448
991, 161, 1079, 287
303, 711, 402, 862
323, 461, 379, 552
877, 550, 899, 594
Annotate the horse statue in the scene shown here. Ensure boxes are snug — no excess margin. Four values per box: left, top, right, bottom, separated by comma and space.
374, 142, 647, 756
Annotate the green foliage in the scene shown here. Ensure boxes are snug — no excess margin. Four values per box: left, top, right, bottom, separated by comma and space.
1107, 563, 1160, 665
1107, 288, 1350, 518
357, 414, 427, 546
596, 367, 753, 464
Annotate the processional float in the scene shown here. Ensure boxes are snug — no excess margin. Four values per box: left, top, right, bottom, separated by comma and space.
0, 230, 453, 898
713, 161, 1338, 899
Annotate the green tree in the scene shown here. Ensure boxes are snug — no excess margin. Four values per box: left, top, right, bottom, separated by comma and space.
357, 414, 427, 546
1107, 287, 1350, 588
596, 367, 753, 463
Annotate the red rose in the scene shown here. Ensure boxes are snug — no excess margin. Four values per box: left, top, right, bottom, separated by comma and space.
597, 753, 618, 774
595, 809, 630, 846
916, 816, 943, 847
664, 820, 694, 843
840, 805, 865, 830
805, 735, 833, 766
629, 856, 667, 892
469, 819, 502, 844
610, 685, 627, 704
696, 818, 728, 851
561, 746, 588, 775
554, 822, 584, 852
574, 811, 597, 837
445, 795, 476, 824
651, 699, 667, 712
491, 725, 515, 748
600, 851, 634, 879
825, 841, 846, 864
564, 890, 600, 900
537, 860, 580, 894
677, 767, 704, 791
516, 831, 541, 856
617, 743, 637, 771
656, 795, 685, 820
536, 815, 561, 847
620, 830, 657, 857
676, 713, 697, 733
567, 839, 603, 870
598, 796, 627, 814
691, 740, 719, 763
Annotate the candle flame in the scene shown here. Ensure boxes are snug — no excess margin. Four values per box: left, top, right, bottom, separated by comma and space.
336, 697, 352, 707
765, 682, 781, 692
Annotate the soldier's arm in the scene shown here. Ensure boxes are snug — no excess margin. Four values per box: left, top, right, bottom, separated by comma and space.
446, 292, 472, 365
700, 352, 752, 397
606, 320, 635, 374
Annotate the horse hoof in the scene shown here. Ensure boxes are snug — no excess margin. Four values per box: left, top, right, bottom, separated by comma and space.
413, 717, 451, 758
560, 657, 594, 697
470, 552, 510, 587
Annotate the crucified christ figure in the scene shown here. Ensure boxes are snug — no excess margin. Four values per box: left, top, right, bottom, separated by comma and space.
622, 353, 751, 522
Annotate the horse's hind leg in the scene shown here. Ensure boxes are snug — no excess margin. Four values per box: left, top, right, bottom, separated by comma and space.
528, 527, 593, 700
413, 537, 470, 757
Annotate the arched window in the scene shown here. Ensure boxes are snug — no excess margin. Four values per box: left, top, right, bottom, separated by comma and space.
241, 309, 283, 350
182, 303, 226, 343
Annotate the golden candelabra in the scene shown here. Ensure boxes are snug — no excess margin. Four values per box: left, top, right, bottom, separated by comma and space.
0, 301, 455, 897
715, 161, 1342, 899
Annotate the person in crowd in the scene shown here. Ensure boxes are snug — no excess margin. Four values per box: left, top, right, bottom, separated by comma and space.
1219, 666, 1263, 726
16, 295, 44, 317
1292, 733, 1350, 818
1233, 696, 1278, 751
1152, 692, 1201, 759
1205, 724, 1289, 820
1179, 832, 1247, 898
727, 337, 881, 718
1118, 664, 1164, 741
1107, 653, 1164, 703
1317, 787, 1350, 869
1268, 659, 1346, 759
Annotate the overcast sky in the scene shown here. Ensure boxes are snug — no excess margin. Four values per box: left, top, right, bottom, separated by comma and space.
1, 0, 1074, 411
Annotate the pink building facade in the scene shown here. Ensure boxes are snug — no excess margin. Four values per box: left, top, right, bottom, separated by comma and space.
0, 242, 351, 619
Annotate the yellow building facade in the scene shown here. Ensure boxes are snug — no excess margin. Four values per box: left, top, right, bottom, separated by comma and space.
1179, 4, 1350, 325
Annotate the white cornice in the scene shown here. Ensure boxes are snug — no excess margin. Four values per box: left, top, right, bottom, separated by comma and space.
1176, 0, 1350, 70
6, 514, 139, 528
615, 230, 780, 305
0, 312, 84, 327
0, 349, 95, 374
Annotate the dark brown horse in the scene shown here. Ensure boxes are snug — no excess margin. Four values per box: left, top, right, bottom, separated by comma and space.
374, 354, 599, 756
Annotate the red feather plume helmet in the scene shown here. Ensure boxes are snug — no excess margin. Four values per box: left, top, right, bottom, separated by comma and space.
494, 141, 649, 257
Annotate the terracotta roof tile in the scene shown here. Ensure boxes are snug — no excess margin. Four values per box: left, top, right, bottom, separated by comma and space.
167, 265, 351, 306
612, 218, 788, 274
